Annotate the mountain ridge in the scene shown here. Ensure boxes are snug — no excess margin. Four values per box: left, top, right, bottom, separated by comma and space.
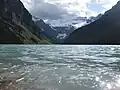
0, 0, 50, 44
65, 1, 120, 44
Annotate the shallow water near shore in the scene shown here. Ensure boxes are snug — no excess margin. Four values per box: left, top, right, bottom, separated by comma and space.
0, 45, 120, 90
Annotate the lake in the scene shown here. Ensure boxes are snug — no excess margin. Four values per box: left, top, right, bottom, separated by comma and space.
0, 45, 120, 90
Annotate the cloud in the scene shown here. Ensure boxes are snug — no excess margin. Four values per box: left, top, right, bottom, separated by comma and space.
20, 0, 119, 26
21, 0, 119, 18
44, 0, 93, 16
43, 0, 119, 16
93, 0, 119, 13
21, 0, 69, 20
31, 3, 69, 20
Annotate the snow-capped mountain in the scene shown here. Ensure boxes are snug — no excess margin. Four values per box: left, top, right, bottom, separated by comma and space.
32, 16, 74, 43
53, 25, 75, 43
45, 17, 88, 28
46, 14, 102, 29
32, 14, 102, 43
65, 0, 120, 44
86, 14, 103, 24
33, 16, 57, 37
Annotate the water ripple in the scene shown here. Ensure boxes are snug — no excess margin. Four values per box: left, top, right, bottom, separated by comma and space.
0, 45, 120, 90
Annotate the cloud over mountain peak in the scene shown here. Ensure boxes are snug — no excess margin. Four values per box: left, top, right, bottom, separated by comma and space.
21, 0, 119, 26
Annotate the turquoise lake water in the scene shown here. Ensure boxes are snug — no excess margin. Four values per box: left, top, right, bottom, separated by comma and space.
0, 45, 120, 90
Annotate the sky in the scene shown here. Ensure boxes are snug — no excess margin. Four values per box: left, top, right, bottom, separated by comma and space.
20, 0, 119, 27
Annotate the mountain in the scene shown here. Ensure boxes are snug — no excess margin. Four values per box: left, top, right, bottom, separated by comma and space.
32, 14, 100, 44
86, 14, 102, 24
65, 1, 120, 44
0, 0, 49, 44
54, 25, 75, 42
46, 15, 101, 29
33, 16, 75, 43
33, 15, 98, 44
33, 16, 58, 43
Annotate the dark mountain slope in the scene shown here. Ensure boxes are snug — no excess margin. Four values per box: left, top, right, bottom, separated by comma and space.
34, 18, 57, 43
65, 1, 120, 44
0, 0, 49, 44
33, 16, 75, 43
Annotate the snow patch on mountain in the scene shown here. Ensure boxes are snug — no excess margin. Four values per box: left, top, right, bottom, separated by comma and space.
45, 14, 102, 29
32, 14, 102, 43
57, 33, 67, 39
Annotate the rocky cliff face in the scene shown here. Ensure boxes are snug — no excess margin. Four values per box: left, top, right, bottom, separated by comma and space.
0, 0, 32, 26
53, 26, 75, 43
65, 1, 120, 44
33, 16, 75, 43
32, 16, 57, 43
0, 0, 49, 44
86, 14, 102, 24
35, 19, 57, 38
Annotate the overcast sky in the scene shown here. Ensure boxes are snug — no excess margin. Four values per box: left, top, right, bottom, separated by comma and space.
20, 0, 119, 26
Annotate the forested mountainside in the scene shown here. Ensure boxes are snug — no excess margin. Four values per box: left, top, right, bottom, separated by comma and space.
0, 0, 49, 44
33, 16, 75, 44
65, 1, 120, 44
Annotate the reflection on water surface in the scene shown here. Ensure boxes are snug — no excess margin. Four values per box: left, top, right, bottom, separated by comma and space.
0, 45, 120, 90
